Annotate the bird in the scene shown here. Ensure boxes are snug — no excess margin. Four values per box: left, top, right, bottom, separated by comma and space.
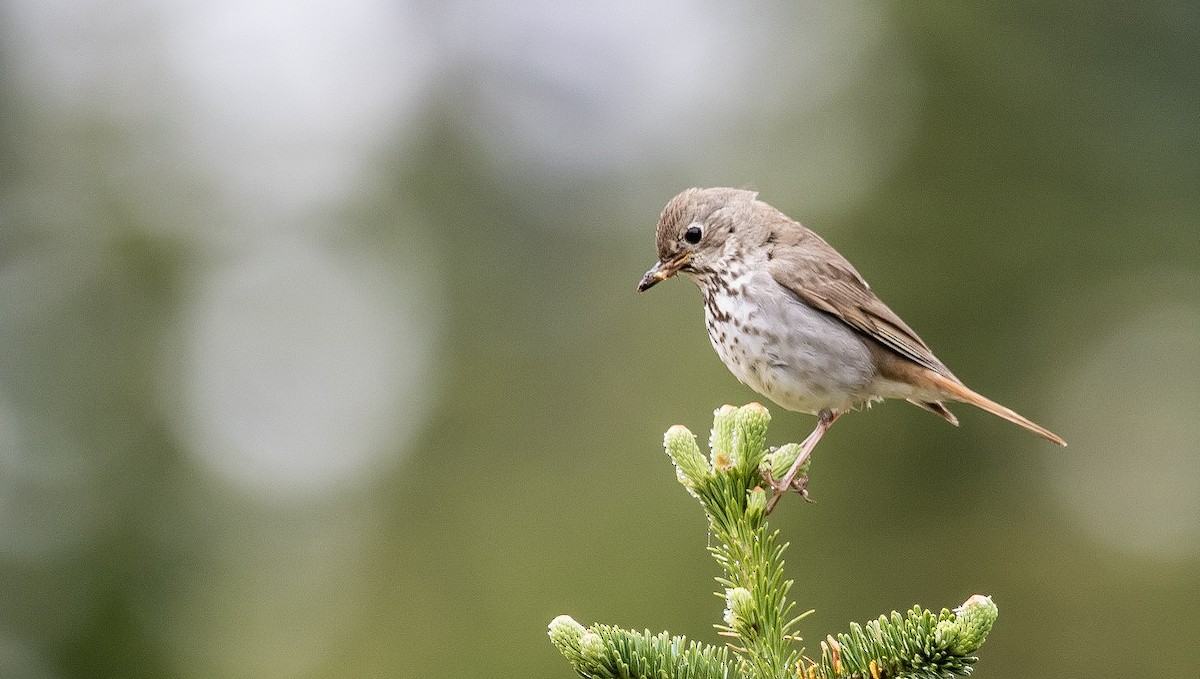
637, 187, 1065, 509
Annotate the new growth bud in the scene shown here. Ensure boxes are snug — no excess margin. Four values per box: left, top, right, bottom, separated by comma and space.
723, 587, 754, 629
548, 615, 585, 643
547, 615, 588, 665
731, 403, 771, 471
664, 424, 710, 489
767, 443, 806, 480
709, 405, 738, 469
746, 486, 768, 523
949, 595, 998, 653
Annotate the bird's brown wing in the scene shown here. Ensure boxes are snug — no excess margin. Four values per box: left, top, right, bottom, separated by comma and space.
766, 228, 954, 379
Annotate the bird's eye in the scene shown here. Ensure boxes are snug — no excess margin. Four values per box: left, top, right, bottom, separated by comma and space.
683, 225, 702, 244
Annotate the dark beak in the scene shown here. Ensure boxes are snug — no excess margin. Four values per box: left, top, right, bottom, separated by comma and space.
637, 253, 691, 292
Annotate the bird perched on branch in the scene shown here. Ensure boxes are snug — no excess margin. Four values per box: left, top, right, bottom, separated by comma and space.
637, 188, 1065, 510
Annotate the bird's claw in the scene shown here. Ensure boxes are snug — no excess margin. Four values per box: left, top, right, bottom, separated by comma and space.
761, 466, 813, 512
792, 473, 812, 502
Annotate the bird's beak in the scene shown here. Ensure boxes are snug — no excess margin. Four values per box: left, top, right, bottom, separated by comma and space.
637, 252, 691, 292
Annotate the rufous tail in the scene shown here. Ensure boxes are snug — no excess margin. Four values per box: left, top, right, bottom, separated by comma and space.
926, 371, 1067, 446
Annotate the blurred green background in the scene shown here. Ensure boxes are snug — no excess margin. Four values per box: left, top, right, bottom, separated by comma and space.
1, 1, 1197, 677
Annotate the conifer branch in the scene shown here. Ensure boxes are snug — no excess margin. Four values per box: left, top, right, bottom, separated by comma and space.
549, 615, 737, 679
803, 596, 997, 679
550, 403, 999, 679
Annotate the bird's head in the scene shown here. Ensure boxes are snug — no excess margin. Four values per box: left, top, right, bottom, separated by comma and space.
637, 187, 762, 292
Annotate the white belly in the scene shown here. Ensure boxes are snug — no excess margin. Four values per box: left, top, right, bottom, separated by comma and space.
700, 270, 877, 415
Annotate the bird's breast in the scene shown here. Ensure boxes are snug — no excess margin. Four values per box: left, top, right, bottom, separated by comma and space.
698, 269, 877, 415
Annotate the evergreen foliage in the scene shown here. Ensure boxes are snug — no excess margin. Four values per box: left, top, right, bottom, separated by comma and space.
549, 403, 998, 679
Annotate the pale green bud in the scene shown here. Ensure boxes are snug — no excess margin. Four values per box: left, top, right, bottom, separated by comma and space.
664, 425, 710, 489
746, 486, 768, 523
951, 595, 998, 653
767, 443, 807, 480
936, 595, 997, 653
579, 631, 607, 666
548, 615, 585, 644
709, 405, 738, 469
723, 586, 754, 628
547, 615, 587, 664
732, 403, 770, 470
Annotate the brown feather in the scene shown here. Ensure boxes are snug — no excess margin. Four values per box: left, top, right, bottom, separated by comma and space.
763, 212, 955, 379
757, 204, 1064, 445
923, 370, 1066, 445
881, 356, 1067, 446
908, 399, 960, 426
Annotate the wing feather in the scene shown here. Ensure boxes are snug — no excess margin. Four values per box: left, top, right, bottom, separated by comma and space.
765, 225, 954, 379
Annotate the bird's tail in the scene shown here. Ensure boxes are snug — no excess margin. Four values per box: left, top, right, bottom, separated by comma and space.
925, 371, 1067, 446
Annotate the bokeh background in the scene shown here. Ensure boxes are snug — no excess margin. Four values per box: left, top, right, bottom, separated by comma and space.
1, 1, 1197, 677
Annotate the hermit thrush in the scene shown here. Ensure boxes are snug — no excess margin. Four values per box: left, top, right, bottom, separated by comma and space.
637, 188, 1065, 509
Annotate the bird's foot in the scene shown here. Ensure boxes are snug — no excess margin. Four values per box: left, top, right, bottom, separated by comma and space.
763, 467, 811, 512
792, 473, 812, 503
763, 469, 811, 504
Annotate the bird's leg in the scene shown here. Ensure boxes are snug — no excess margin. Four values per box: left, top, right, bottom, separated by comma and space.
766, 409, 842, 513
